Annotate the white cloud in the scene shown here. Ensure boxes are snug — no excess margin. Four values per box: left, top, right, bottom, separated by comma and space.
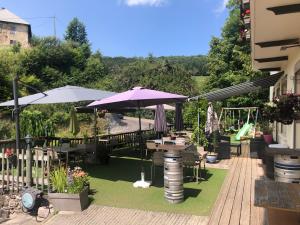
215, 0, 229, 13
122, 0, 167, 7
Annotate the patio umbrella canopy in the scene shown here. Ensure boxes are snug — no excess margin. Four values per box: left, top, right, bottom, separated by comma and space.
154, 104, 168, 133
88, 86, 187, 188
205, 103, 219, 135
175, 103, 184, 131
69, 107, 80, 137
145, 104, 175, 111
0, 85, 115, 106
88, 87, 187, 109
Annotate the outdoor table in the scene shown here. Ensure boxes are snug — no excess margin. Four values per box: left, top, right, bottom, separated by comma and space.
153, 139, 176, 145
53, 146, 85, 165
158, 143, 192, 152
255, 180, 300, 225
173, 131, 187, 136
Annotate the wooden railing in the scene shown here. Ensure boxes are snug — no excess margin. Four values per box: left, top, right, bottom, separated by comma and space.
0, 129, 156, 193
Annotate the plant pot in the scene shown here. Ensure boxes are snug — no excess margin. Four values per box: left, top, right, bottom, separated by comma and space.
206, 153, 218, 163
48, 186, 89, 212
263, 134, 273, 144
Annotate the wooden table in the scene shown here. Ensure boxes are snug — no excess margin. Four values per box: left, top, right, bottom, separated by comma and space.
265, 146, 300, 156
53, 146, 85, 165
255, 180, 300, 225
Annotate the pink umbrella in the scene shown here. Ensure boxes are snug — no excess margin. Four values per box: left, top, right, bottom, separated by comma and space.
88, 87, 187, 188
88, 87, 187, 109
88, 87, 186, 134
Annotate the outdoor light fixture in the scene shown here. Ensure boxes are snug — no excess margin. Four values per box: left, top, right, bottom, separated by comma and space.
24, 134, 32, 145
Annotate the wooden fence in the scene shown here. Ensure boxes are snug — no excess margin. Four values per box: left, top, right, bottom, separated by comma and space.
0, 129, 156, 193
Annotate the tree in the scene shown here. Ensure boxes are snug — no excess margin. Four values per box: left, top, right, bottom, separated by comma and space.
64, 18, 88, 45
205, 0, 268, 107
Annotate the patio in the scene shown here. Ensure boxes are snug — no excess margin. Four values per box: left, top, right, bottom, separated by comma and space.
83, 152, 227, 216
40, 143, 268, 225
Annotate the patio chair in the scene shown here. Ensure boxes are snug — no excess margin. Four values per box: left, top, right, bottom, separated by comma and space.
175, 137, 186, 146
71, 144, 88, 164
162, 136, 171, 144
146, 140, 158, 157
182, 152, 201, 183
220, 135, 242, 156
151, 151, 164, 183
164, 141, 175, 145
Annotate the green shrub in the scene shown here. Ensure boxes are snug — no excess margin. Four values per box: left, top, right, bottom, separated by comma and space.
50, 166, 67, 193
0, 120, 13, 139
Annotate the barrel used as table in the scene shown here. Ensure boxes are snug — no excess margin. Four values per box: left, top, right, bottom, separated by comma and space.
164, 150, 184, 204
274, 155, 300, 183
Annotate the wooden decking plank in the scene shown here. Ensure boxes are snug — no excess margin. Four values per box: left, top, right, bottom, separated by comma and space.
208, 156, 240, 225
240, 154, 251, 225
163, 212, 178, 225
218, 155, 244, 225
229, 156, 248, 225
256, 159, 268, 225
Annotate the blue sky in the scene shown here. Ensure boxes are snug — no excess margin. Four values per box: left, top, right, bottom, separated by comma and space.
1, 0, 228, 57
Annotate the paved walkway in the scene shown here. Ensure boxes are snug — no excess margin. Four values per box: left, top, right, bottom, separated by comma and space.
45, 205, 209, 225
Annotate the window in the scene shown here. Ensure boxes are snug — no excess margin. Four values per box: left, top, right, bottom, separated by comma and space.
281, 123, 287, 135
0, 23, 3, 33
10, 40, 16, 45
276, 86, 280, 97
10, 25, 16, 34
296, 70, 300, 94
281, 76, 287, 95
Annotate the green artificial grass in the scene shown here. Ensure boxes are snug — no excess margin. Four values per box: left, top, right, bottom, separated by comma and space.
86, 154, 227, 216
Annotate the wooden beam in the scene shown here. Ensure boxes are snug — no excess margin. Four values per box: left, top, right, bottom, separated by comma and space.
259, 67, 281, 72
255, 39, 299, 48
267, 4, 300, 15
255, 56, 288, 63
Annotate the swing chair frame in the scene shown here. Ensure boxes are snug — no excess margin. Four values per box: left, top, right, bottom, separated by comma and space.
219, 107, 259, 137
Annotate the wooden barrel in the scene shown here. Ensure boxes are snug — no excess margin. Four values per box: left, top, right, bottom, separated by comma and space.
164, 150, 184, 204
274, 155, 300, 183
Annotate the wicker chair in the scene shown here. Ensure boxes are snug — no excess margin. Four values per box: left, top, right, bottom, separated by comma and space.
182, 152, 201, 183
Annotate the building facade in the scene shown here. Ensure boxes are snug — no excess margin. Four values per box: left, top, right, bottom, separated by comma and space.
0, 8, 31, 48
245, 0, 300, 149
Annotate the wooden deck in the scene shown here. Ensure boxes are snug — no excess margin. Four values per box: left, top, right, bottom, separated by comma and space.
45, 205, 209, 225
208, 144, 268, 225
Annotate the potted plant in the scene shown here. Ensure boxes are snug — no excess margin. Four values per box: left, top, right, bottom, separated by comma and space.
49, 166, 89, 211
206, 131, 218, 163
260, 121, 273, 144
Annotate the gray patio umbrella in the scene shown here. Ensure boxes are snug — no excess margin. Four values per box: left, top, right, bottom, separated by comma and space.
175, 103, 184, 131
0, 85, 115, 106
0, 85, 116, 152
154, 104, 168, 135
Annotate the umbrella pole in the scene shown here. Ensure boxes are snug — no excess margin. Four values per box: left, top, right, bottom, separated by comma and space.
13, 77, 20, 191
197, 108, 200, 145
93, 108, 97, 143
138, 106, 144, 174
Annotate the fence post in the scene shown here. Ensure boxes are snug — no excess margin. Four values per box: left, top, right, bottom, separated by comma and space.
25, 135, 32, 187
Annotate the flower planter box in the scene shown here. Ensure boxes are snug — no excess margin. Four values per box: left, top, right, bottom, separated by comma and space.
48, 186, 89, 212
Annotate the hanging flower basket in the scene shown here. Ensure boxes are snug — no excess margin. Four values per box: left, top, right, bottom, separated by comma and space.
262, 94, 300, 125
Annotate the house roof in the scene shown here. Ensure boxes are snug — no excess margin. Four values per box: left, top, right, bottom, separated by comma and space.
0, 8, 29, 25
